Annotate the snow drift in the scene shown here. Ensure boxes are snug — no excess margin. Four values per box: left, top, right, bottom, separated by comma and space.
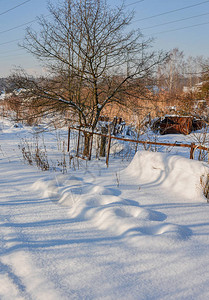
123, 151, 209, 201
32, 151, 208, 244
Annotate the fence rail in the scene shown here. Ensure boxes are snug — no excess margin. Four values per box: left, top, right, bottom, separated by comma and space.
67, 126, 209, 166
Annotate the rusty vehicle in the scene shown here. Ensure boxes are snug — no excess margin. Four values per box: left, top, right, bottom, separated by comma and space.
159, 116, 193, 135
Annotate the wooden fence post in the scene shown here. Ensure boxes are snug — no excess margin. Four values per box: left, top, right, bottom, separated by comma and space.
67, 127, 71, 152
113, 117, 118, 135
190, 143, 195, 159
89, 132, 94, 160
106, 132, 112, 167
76, 128, 81, 157
100, 126, 108, 157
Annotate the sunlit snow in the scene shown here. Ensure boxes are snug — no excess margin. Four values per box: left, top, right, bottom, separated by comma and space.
0, 118, 209, 299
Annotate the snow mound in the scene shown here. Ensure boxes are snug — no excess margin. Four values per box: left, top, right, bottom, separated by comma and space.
30, 151, 209, 245
32, 150, 205, 244
138, 223, 192, 240
123, 151, 209, 200
31, 176, 62, 200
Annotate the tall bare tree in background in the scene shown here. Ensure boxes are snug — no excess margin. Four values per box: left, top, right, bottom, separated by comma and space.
154, 48, 209, 115
156, 48, 186, 96
10, 0, 166, 135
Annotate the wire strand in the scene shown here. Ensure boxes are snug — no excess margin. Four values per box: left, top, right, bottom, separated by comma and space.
151, 20, 209, 36
0, 39, 22, 46
141, 11, 209, 30
0, 0, 31, 17
125, 0, 144, 7
135, 0, 209, 22
0, 19, 36, 35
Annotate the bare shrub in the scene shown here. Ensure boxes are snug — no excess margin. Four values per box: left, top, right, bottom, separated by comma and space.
190, 123, 209, 161
19, 137, 49, 171
19, 139, 33, 165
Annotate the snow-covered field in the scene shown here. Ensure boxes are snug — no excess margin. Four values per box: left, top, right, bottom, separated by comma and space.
1, 118, 209, 299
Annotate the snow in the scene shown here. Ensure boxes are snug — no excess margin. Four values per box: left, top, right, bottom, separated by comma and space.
1, 118, 209, 299
124, 151, 208, 200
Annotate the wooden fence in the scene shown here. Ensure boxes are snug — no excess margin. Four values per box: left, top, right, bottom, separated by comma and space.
67, 126, 209, 167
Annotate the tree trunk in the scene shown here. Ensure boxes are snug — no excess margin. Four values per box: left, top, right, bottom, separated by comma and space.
83, 132, 91, 157
100, 126, 108, 157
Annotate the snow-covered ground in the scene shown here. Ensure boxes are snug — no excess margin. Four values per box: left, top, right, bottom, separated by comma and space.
1, 118, 209, 299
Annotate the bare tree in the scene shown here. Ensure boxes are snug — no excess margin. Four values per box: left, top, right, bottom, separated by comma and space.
10, 0, 166, 153
156, 48, 186, 97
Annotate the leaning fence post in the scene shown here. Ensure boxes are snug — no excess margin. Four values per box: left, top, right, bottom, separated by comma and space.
190, 143, 195, 159
106, 132, 112, 167
67, 127, 71, 152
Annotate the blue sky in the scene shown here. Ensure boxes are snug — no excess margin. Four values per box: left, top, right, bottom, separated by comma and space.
0, 0, 209, 76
